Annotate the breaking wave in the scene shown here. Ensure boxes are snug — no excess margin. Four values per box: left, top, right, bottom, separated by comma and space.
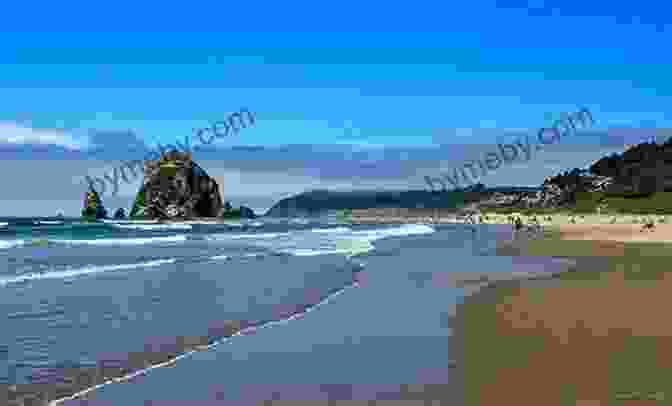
0, 259, 177, 286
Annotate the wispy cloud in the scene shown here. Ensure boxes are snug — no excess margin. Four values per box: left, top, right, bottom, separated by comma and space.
0, 121, 90, 150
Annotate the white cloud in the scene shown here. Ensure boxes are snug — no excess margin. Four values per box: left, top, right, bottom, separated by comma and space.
0, 121, 90, 150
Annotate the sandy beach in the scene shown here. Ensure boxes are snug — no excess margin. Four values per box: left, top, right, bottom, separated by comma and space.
554, 223, 672, 243
448, 216, 672, 405
451, 262, 672, 405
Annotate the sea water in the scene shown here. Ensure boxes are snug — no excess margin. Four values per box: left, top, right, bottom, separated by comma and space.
0, 217, 566, 403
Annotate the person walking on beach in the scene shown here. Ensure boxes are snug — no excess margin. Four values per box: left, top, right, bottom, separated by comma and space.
529, 215, 543, 234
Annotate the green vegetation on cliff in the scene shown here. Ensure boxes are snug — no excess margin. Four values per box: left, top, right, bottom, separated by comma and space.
573, 192, 672, 214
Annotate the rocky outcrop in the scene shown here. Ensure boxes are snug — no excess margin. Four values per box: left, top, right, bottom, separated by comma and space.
215, 200, 257, 219
238, 205, 257, 219
129, 149, 223, 220
81, 185, 108, 220
219, 203, 257, 219
114, 208, 127, 220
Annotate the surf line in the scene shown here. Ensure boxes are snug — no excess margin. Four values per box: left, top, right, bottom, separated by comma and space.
47, 266, 364, 406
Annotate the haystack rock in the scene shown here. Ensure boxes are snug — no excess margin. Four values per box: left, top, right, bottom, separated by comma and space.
129, 150, 223, 220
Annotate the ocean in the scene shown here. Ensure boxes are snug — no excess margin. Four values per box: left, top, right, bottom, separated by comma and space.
0, 217, 572, 404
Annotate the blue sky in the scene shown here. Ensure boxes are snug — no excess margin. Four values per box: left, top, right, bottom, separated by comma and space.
0, 1, 669, 215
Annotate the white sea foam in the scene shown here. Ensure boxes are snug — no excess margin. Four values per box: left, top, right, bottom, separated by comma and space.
350, 223, 435, 242
0, 222, 8, 227
209, 232, 287, 241
112, 223, 193, 231
184, 221, 222, 225
310, 227, 351, 234
0, 258, 177, 286
281, 240, 375, 257
0, 239, 25, 249
269, 224, 433, 258
100, 219, 159, 224
35, 221, 64, 225
242, 252, 271, 258
56, 235, 188, 246
282, 248, 343, 256
204, 224, 434, 258
0, 234, 187, 250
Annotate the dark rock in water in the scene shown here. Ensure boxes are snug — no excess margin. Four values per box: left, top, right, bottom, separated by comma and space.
81, 185, 107, 220
219, 202, 257, 219
113, 208, 127, 220
129, 149, 223, 220
239, 205, 256, 219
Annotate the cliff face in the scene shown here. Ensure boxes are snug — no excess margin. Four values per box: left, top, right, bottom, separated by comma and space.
129, 150, 223, 220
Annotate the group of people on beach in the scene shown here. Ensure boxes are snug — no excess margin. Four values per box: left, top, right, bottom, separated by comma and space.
461, 212, 543, 234
506, 214, 542, 232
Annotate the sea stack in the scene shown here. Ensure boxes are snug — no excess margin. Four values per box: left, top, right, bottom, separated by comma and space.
129, 149, 223, 220
81, 185, 108, 220
113, 208, 127, 220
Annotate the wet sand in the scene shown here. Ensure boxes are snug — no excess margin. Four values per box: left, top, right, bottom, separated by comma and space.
4, 321, 244, 406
